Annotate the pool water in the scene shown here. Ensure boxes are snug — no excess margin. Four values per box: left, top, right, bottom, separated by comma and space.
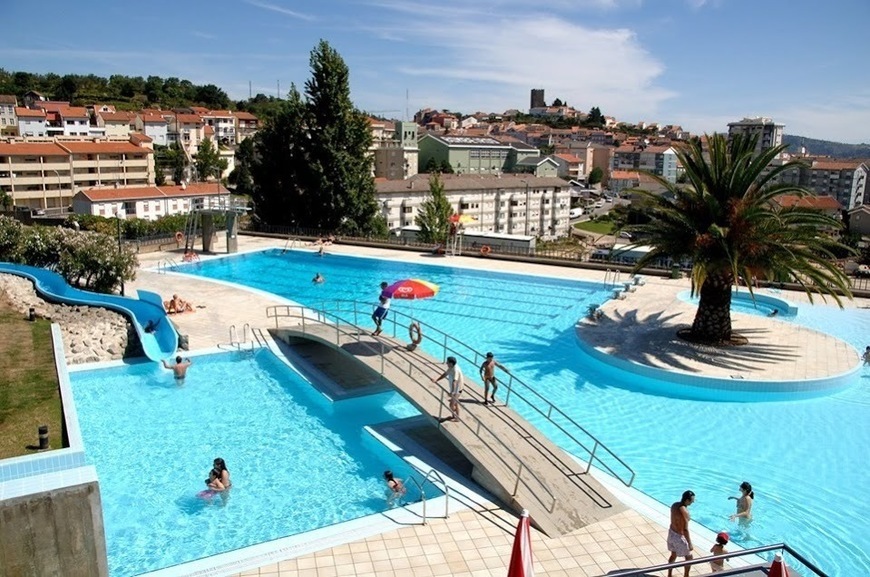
180, 249, 870, 575
70, 349, 426, 577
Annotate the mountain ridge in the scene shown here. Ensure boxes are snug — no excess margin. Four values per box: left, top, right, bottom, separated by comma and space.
782, 134, 870, 159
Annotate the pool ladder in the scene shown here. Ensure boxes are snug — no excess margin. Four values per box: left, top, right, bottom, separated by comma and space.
223, 324, 267, 352
157, 258, 179, 274
402, 468, 449, 525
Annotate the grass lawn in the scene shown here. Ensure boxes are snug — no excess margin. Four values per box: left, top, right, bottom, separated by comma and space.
573, 220, 616, 235
0, 297, 63, 459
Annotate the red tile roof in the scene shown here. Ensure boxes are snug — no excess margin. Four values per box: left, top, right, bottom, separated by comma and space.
775, 195, 841, 210
554, 153, 582, 163
59, 106, 90, 118
99, 111, 136, 122
204, 110, 233, 117
129, 132, 153, 144
15, 107, 46, 118
173, 114, 203, 124
0, 142, 68, 156
190, 106, 209, 114
204, 125, 215, 135
79, 183, 229, 202
0, 95, 17, 105
58, 141, 149, 155
233, 111, 258, 121
811, 160, 863, 171
139, 113, 168, 124
610, 170, 641, 180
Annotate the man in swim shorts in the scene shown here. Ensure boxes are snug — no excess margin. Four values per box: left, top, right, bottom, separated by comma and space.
163, 355, 192, 381
666, 490, 695, 577
479, 351, 506, 405
433, 356, 464, 421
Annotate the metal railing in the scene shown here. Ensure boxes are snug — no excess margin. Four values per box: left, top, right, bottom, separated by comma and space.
156, 258, 178, 274
266, 304, 560, 513
403, 468, 450, 525
605, 542, 827, 577
267, 300, 635, 489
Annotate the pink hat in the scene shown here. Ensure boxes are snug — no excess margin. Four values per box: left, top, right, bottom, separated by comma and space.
716, 531, 730, 543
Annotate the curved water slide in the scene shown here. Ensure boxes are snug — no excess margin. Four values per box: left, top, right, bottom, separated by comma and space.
0, 262, 178, 362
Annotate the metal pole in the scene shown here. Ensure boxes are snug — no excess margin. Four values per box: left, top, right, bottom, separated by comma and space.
52, 169, 62, 211
116, 211, 125, 295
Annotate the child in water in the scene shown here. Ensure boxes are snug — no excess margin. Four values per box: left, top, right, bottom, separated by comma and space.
709, 532, 729, 573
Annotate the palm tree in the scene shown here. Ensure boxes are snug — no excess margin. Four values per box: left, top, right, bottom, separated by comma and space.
627, 133, 853, 345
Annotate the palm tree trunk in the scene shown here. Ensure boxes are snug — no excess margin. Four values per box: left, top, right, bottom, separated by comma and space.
690, 272, 734, 343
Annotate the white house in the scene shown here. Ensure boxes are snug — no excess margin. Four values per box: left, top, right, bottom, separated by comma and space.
15, 107, 47, 137
0, 95, 17, 133
72, 182, 230, 221
134, 113, 169, 147
59, 107, 90, 137
202, 110, 236, 145
96, 111, 136, 139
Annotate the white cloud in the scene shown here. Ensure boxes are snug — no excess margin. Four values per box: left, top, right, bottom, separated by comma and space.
384, 14, 674, 120
243, 0, 315, 21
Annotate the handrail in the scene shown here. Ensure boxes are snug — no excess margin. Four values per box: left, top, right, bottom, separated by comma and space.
266, 304, 561, 513
605, 542, 827, 577
422, 469, 449, 520
275, 299, 635, 488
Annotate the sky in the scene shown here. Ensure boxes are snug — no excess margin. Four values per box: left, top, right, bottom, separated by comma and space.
1, 0, 868, 144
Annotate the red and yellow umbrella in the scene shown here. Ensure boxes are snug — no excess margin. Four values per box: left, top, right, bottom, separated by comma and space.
382, 279, 439, 300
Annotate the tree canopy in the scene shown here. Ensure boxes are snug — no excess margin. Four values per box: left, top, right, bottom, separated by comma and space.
628, 133, 853, 344
415, 174, 453, 244
250, 40, 384, 235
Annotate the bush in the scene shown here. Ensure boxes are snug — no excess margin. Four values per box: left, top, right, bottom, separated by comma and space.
0, 216, 24, 262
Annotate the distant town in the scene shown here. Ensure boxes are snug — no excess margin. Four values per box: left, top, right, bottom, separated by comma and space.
1, 84, 868, 243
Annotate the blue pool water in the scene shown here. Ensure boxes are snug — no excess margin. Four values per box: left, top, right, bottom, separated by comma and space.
70, 349, 427, 576
179, 249, 870, 575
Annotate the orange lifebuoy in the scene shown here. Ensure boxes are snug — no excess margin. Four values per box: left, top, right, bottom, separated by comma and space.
175, 231, 184, 243
408, 322, 423, 345
480, 245, 492, 256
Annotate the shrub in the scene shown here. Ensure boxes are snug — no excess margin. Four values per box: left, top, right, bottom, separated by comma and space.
0, 216, 24, 262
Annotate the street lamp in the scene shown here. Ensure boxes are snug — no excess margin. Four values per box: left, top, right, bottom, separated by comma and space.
115, 209, 125, 296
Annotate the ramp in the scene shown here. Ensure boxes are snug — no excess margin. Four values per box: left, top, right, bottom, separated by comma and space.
269, 305, 632, 537
0, 262, 178, 362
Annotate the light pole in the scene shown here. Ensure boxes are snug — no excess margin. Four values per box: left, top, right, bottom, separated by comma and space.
51, 169, 62, 212
115, 209, 125, 296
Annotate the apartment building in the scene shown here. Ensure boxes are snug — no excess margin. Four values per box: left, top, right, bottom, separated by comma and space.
234, 111, 259, 142
73, 183, 228, 221
611, 143, 678, 183
775, 159, 869, 210
376, 174, 570, 239
370, 120, 419, 180
418, 134, 539, 175
58, 107, 90, 137
134, 113, 169, 146
96, 111, 136, 139
554, 141, 610, 182
0, 138, 155, 210
167, 114, 205, 157
550, 153, 584, 181
727, 117, 784, 154
0, 95, 17, 134
15, 107, 46, 137
202, 110, 236, 145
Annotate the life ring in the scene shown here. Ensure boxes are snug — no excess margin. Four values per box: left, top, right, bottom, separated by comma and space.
408, 321, 423, 346
480, 245, 492, 256
175, 231, 184, 243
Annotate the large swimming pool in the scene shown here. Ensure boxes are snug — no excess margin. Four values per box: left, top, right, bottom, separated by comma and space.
70, 349, 426, 576
179, 248, 870, 575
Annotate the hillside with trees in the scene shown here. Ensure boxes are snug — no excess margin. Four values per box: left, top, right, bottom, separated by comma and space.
782, 134, 870, 159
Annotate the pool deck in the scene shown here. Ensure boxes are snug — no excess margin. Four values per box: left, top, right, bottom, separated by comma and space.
123, 236, 866, 576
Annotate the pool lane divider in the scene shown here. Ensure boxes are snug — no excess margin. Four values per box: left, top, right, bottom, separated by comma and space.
0, 262, 178, 362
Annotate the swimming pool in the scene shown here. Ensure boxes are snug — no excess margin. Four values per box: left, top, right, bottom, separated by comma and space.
69, 349, 429, 576
179, 248, 870, 575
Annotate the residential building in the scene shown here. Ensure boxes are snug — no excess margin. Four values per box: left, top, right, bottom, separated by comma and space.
551, 153, 584, 181
772, 194, 841, 222
513, 156, 559, 178
167, 114, 205, 157
73, 183, 228, 221
727, 117, 784, 154
134, 113, 169, 147
0, 95, 17, 134
555, 141, 611, 182
847, 205, 870, 236
611, 144, 678, 183
418, 134, 539, 175
96, 111, 136, 139
233, 111, 259, 142
375, 173, 570, 239
371, 120, 419, 180
58, 107, 90, 137
15, 107, 47, 137
0, 138, 155, 210
775, 159, 868, 210
22, 91, 46, 108
609, 170, 640, 194
202, 110, 236, 145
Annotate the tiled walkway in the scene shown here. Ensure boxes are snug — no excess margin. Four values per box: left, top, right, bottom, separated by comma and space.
126, 237, 864, 576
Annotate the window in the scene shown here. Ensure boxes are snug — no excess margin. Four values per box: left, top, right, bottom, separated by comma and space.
403, 206, 413, 214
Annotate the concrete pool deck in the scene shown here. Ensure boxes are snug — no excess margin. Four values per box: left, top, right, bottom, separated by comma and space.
123, 236, 865, 576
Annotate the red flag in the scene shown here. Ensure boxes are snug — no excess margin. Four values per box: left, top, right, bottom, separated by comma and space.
507, 509, 534, 577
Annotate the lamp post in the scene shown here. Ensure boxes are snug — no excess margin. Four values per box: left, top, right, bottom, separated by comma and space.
51, 169, 63, 213
115, 209, 125, 296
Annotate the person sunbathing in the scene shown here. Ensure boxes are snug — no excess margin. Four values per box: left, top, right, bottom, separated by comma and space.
165, 294, 194, 314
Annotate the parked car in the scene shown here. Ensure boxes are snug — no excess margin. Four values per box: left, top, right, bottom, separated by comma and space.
569, 207, 584, 218
618, 231, 633, 239
593, 201, 605, 209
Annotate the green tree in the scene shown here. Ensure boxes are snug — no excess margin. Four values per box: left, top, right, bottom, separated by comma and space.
439, 160, 454, 174
415, 173, 453, 244
229, 138, 255, 196
423, 157, 438, 173
251, 40, 382, 235
628, 133, 853, 344
167, 142, 188, 184
0, 187, 12, 210
588, 166, 603, 185
194, 139, 227, 181
194, 84, 230, 109
587, 106, 604, 126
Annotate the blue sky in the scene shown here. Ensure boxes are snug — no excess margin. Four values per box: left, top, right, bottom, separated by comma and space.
2, 0, 868, 144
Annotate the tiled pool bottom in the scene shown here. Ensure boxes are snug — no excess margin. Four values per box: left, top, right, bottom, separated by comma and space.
68, 349, 454, 576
